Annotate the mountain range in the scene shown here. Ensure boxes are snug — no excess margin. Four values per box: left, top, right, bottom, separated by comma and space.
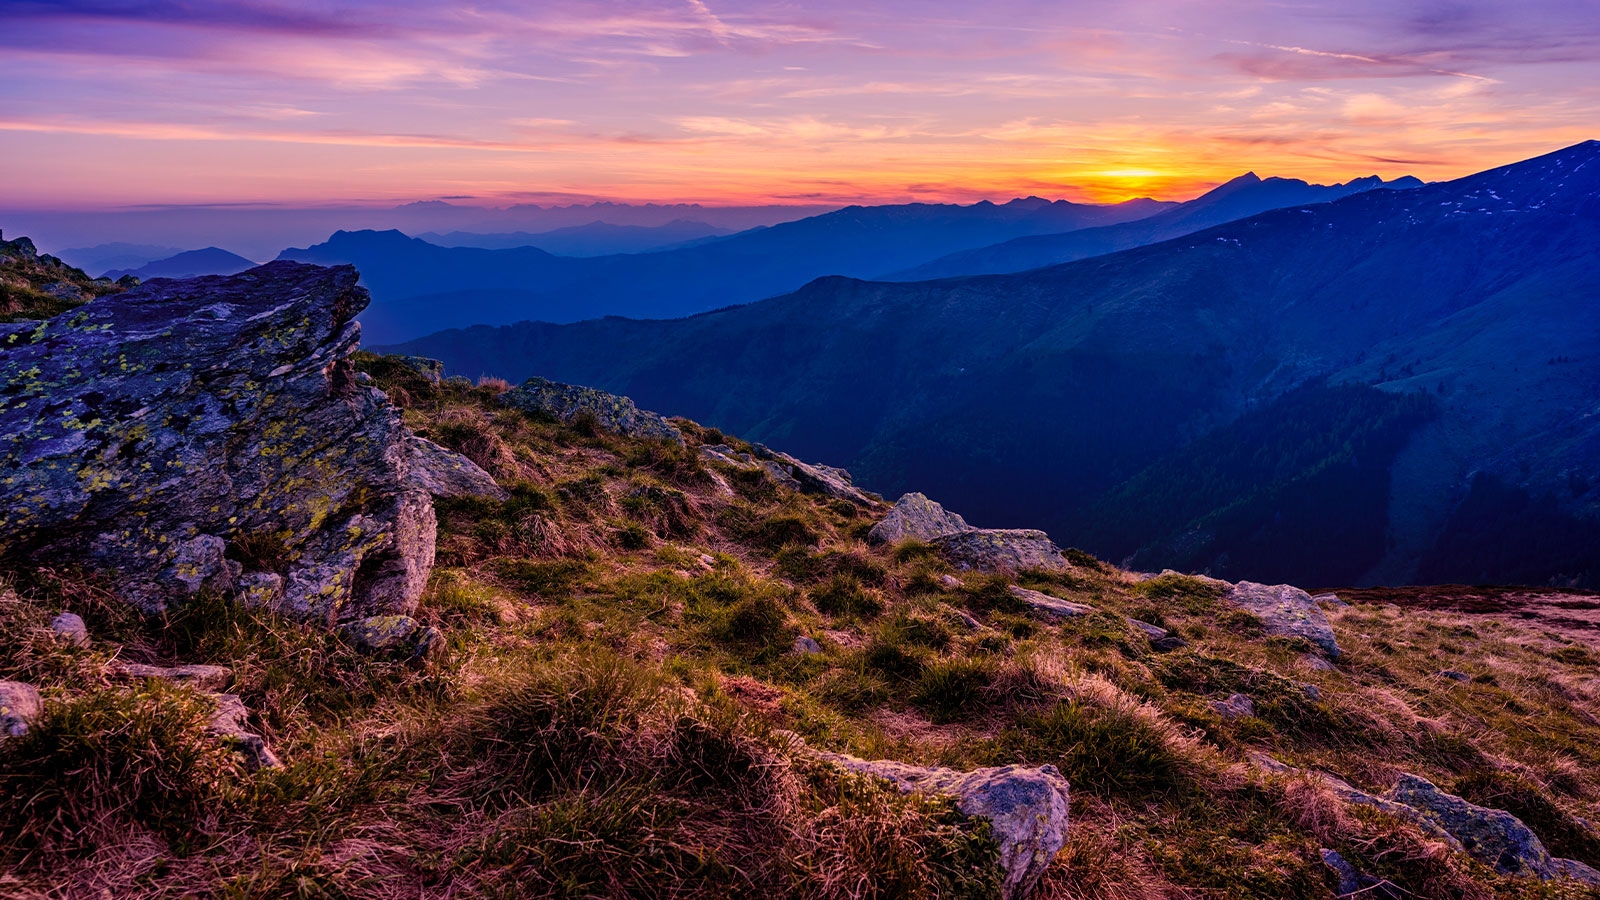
891, 173, 1424, 280
103, 246, 258, 281
385, 141, 1600, 588
416, 219, 734, 256
278, 196, 1171, 343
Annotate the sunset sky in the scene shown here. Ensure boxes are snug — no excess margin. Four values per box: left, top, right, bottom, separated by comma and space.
2, 0, 1597, 208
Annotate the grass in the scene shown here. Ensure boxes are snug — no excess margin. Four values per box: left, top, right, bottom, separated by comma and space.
5, 354, 1600, 898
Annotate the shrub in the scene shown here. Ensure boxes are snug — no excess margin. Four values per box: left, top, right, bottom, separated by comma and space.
1132, 574, 1225, 614
862, 636, 928, 681
811, 573, 883, 619
913, 658, 995, 724
999, 687, 1202, 797
708, 595, 794, 651
464, 649, 658, 800
0, 682, 237, 858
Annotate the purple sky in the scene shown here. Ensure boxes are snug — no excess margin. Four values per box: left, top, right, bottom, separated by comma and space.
1, 0, 1596, 207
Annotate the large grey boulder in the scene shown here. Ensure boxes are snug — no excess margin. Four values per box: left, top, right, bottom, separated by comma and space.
868, 493, 1068, 571
0, 680, 41, 737
1225, 582, 1341, 658
0, 262, 436, 625
934, 529, 1069, 572
406, 435, 507, 501
1391, 774, 1600, 884
868, 492, 972, 544
818, 751, 1070, 900
501, 376, 683, 444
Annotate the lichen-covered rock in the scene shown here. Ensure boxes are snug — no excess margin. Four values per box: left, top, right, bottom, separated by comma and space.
1009, 585, 1095, 619
501, 376, 683, 444
339, 614, 443, 660
792, 634, 823, 655
406, 435, 507, 501
0, 262, 436, 625
1225, 582, 1341, 658
207, 693, 281, 770
49, 611, 88, 647
1391, 774, 1600, 884
934, 528, 1069, 572
867, 492, 973, 545
818, 751, 1070, 900
0, 680, 41, 737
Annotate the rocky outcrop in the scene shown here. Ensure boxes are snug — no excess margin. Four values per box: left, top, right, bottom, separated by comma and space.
0, 681, 41, 737
1391, 774, 1600, 884
501, 376, 683, 444
867, 492, 972, 544
817, 751, 1070, 900
406, 435, 507, 501
702, 443, 877, 506
867, 493, 1068, 571
0, 262, 436, 625
1225, 582, 1341, 658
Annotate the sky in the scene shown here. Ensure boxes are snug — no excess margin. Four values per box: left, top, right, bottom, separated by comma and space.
1, 0, 1597, 209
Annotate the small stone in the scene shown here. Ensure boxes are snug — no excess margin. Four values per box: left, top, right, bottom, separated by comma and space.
792, 635, 823, 655
339, 614, 442, 660
1130, 618, 1188, 651
49, 612, 89, 647
1299, 682, 1322, 702
207, 693, 282, 770
0, 680, 42, 737
698, 553, 717, 569
1320, 848, 1363, 896
938, 574, 962, 589
1212, 693, 1255, 719
1301, 653, 1337, 672
814, 750, 1070, 900
1311, 592, 1347, 608
1437, 669, 1471, 682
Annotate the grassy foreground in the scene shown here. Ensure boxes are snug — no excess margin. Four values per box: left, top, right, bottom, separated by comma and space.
3, 355, 1600, 899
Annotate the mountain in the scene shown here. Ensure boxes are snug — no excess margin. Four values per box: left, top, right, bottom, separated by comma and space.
55, 242, 184, 275
386, 141, 1600, 588
417, 219, 735, 255
104, 246, 258, 280
891, 173, 1424, 280
278, 196, 1172, 344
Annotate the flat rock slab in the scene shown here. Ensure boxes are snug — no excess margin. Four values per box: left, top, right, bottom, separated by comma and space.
1009, 585, 1095, 619
0, 262, 435, 624
113, 662, 232, 692
1225, 581, 1341, 658
819, 750, 1070, 900
407, 435, 507, 501
501, 376, 683, 444
702, 443, 877, 506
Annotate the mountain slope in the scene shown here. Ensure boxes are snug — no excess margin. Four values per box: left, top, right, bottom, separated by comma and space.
279, 196, 1170, 344
105, 247, 258, 280
892, 173, 1424, 280
387, 141, 1600, 587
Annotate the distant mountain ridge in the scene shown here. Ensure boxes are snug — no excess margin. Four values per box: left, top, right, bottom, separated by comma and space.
279, 195, 1171, 343
416, 219, 734, 256
892, 172, 1425, 279
386, 140, 1600, 588
104, 247, 258, 281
